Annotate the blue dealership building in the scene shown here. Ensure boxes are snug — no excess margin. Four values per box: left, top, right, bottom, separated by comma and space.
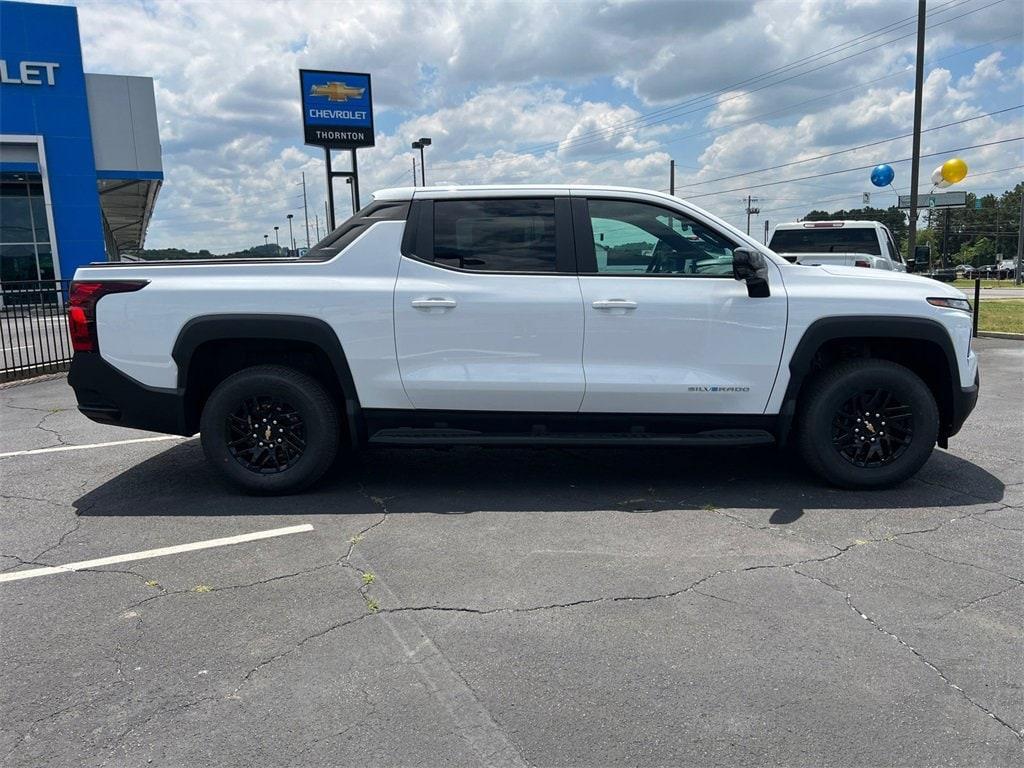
0, 0, 162, 283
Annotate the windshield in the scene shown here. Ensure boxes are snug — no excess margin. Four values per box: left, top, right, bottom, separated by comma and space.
769, 227, 881, 256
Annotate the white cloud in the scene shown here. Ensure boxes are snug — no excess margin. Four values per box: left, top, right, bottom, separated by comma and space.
36, 0, 1021, 250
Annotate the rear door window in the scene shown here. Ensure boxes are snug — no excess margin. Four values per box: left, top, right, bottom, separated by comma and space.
432, 199, 557, 273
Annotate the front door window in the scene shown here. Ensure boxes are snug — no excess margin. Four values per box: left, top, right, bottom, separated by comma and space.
588, 199, 735, 276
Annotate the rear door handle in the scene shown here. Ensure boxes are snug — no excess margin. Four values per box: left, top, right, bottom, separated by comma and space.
411, 297, 457, 309
592, 299, 638, 311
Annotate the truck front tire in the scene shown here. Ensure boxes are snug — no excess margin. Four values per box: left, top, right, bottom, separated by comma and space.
200, 365, 339, 494
798, 359, 939, 489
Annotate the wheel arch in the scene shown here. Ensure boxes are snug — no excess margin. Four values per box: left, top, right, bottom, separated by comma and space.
778, 316, 959, 446
172, 314, 362, 443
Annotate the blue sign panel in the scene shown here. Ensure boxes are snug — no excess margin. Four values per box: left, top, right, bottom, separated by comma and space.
299, 69, 374, 149
0, 1, 106, 278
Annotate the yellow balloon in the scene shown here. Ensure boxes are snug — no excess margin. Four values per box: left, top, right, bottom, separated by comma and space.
941, 157, 968, 184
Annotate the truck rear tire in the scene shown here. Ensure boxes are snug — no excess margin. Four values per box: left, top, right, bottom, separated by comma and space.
797, 359, 938, 489
200, 365, 339, 494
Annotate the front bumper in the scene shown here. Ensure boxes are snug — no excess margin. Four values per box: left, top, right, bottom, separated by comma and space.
68, 353, 192, 436
943, 370, 979, 443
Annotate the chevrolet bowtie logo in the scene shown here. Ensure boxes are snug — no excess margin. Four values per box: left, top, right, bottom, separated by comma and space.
309, 82, 365, 102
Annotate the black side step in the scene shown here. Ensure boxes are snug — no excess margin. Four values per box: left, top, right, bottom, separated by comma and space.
368, 428, 775, 447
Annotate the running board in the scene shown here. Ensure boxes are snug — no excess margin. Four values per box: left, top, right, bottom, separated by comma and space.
368, 428, 776, 447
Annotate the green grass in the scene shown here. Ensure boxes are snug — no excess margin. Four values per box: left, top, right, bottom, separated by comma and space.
978, 299, 1024, 335
951, 278, 1023, 290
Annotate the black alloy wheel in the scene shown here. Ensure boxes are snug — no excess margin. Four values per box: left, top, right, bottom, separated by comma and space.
226, 396, 307, 474
200, 365, 339, 494
797, 358, 938, 489
831, 388, 913, 468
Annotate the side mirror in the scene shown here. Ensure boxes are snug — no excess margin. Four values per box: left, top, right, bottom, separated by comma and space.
733, 247, 770, 298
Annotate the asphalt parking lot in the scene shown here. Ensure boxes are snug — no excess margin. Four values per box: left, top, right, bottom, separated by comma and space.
1, 338, 1021, 768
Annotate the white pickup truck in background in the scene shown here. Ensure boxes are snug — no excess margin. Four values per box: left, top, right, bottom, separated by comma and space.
768, 220, 908, 271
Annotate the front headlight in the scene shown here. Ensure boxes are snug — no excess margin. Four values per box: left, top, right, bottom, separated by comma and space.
927, 297, 972, 313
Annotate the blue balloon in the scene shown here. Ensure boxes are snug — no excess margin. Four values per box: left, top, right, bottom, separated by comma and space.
870, 164, 894, 187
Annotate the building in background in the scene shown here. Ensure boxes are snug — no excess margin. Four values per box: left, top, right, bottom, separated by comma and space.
0, 0, 162, 283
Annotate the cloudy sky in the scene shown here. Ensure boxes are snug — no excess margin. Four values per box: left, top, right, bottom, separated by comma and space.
59, 0, 1024, 252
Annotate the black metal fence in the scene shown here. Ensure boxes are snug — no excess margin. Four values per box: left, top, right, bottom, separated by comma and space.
0, 280, 73, 382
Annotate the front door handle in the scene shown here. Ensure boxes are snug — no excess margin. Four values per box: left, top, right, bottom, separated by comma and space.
592, 299, 638, 311
411, 297, 457, 310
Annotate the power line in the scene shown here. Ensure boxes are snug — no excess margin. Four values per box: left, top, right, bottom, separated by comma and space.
502, 0, 1000, 159
506, 0, 976, 158
755, 166, 1024, 215
682, 137, 1024, 200
422, 24, 1014, 177
676, 105, 1022, 191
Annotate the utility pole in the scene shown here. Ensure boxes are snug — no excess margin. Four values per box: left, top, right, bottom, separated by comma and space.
1016, 191, 1023, 285
763, 219, 769, 245
314, 214, 320, 243
669, 160, 675, 196
942, 207, 950, 269
745, 195, 760, 236
906, 0, 927, 261
301, 172, 311, 248
412, 158, 418, 187
324, 202, 329, 232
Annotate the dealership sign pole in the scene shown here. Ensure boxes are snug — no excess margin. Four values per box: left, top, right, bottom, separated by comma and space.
299, 69, 375, 229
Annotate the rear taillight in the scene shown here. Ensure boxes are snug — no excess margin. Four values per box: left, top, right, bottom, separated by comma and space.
68, 280, 147, 352
853, 259, 871, 268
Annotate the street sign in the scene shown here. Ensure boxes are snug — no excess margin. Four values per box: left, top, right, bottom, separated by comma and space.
898, 191, 966, 209
299, 69, 374, 149
862, 192, 870, 206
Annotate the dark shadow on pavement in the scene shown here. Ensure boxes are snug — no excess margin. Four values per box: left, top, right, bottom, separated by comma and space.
73, 438, 1006, 522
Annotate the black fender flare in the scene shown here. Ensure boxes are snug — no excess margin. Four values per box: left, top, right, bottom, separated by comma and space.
777, 315, 959, 445
172, 314, 362, 443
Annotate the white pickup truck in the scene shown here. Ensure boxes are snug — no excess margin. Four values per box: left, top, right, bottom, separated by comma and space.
769, 220, 908, 271
67, 185, 978, 494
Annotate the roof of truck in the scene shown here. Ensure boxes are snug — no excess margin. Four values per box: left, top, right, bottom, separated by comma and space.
373, 184, 675, 201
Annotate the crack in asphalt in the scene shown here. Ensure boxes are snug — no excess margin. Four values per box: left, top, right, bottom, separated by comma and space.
34, 409, 70, 447
3, 403, 71, 448
0, 492, 63, 506
288, 686, 379, 761
933, 581, 1024, 621
376, 546, 851, 619
968, 505, 1024, 532
791, 566, 1024, 743
890, 536, 1023, 585
0, 499, 100, 573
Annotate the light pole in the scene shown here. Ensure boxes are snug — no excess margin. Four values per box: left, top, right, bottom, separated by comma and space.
286, 214, 295, 252
274, 226, 280, 251
263, 234, 269, 249
345, 177, 357, 214
411, 137, 431, 187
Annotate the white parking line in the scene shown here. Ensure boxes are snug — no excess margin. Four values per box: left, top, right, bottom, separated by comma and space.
0, 435, 189, 458
0, 524, 315, 583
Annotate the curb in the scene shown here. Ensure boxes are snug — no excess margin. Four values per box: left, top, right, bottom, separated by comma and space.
0, 372, 68, 390
976, 332, 1024, 341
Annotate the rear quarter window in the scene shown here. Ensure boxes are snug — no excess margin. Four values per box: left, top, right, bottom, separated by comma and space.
300, 201, 409, 261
